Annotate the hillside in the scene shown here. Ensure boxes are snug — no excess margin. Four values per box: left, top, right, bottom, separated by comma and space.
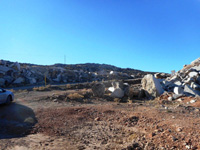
0, 60, 154, 87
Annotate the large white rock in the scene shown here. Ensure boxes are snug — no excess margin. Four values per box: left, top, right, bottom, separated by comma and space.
174, 86, 184, 95
184, 77, 195, 84
13, 77, 25, 84
188, 71, 198, 78
184, 85, 200, 96
108, 87, 115, 92
110, 71, 118, 75
174, 81, 182, 86
141, 74, 164, 98
111, 88, 124, 98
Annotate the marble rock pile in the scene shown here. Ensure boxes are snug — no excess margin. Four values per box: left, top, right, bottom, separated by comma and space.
0, 60, 143, 87
142, 57, 200, 99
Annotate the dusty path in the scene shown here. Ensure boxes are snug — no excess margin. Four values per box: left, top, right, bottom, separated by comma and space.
0, 90, 200, 149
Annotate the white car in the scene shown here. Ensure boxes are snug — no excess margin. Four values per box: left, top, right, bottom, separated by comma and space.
0, 88, 14, 104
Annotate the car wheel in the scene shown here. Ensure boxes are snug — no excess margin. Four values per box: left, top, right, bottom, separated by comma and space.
6, 95, 12, 105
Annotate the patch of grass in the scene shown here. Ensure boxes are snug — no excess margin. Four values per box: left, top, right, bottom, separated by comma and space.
67, 93, 84, 100
9, 89, 15, 93
18, 89, 28, 93
66, 84, 72, 89
33, 85, 51, 91
127, 133, 138, 142
128, 99, 133, 103
114, 98, 121, 103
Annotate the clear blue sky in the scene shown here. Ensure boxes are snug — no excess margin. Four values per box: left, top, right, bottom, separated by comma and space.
0, 0, 200, 73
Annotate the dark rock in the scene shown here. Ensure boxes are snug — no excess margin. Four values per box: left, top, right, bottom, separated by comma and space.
92, 83, 105, 97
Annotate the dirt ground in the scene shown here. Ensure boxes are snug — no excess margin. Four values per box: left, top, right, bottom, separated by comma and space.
0, 89, 200, 150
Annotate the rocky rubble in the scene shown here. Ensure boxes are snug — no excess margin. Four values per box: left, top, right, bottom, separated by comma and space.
142, 57, 200, 99
0, 60, 150, 87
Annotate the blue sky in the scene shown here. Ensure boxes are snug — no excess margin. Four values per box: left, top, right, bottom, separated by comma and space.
0, 0, 200, 73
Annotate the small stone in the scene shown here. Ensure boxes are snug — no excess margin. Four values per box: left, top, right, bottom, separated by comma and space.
165, 107, 168, 110
190, 99, 196, 103
95, 117, 100, 121
168, 96, 173, 101
177, 98, 183, 102
185, 145, 190, 149
176, 127, 182, 132
149, 132, 156, 138
53, 99, 58, 102
173, 94, 184, 100
172, 136, 178, 141
172, 116, 175, 119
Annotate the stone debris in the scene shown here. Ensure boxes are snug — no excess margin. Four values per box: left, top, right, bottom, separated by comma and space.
0, 59, 148, 87
141, 57, 200, 99
177, 98, 183, 102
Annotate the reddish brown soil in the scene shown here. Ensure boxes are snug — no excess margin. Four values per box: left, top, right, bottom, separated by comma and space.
0, 90, 200, 149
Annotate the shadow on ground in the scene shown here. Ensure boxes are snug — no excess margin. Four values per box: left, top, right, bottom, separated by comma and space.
0, 102, 37, 139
